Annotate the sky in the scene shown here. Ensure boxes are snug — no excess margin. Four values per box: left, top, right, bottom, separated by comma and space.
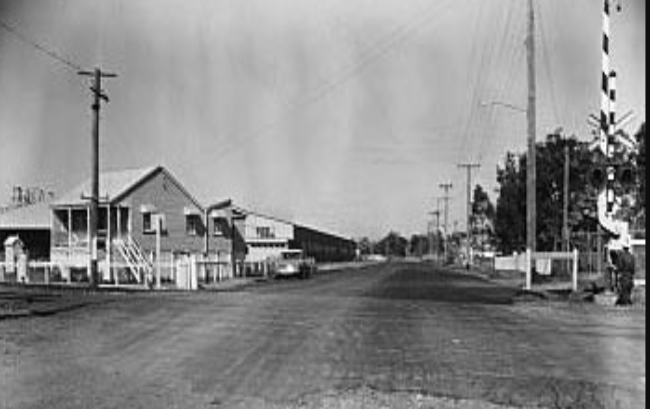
0, 0, 645, 239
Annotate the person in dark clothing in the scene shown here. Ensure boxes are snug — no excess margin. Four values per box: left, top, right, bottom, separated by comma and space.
615, 241, 635, 306
608, 249, 620, 291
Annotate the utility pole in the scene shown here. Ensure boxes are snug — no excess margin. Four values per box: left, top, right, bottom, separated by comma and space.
439, 183, 453, 264
458, 163, 481, 267
563, 142, 570, 253
78, 68, 117, 288
526, 0, 537, 256
429, 209, 441, 260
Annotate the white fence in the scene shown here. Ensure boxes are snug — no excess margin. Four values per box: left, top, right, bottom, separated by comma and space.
0, 255, 227, 291
494, 250, 579, 292
494, 253, 528, 272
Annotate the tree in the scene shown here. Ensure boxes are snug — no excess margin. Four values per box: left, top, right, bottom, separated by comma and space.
356, 237, 375, 256
495, 132, 597, 253
632, 123, 646, 230
376, 232, 408, 258
409, 234, 429, 258
495, 152, 527, 254
471, 184, 496, 252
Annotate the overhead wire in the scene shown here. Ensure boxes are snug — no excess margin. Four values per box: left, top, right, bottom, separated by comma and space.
455, 0, 490, 165
536, 0, 563, 130
209, 0, 460, 161
458, 0, 517, 168
473, 0, 519, 163
0, 18, 84, 72
477, 0, 526, 164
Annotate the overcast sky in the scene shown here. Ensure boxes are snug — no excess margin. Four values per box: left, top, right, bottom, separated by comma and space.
0, 0, 645, 239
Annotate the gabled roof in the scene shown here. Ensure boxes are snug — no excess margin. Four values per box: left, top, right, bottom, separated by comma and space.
0, 201, 51, 229
206, 201, 294, 226
52, 166, 203, 210
53, 166, 158, 206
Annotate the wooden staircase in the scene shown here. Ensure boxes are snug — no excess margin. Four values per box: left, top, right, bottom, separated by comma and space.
114, 237, 153, 283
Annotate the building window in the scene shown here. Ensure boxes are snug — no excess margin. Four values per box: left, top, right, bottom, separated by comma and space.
186, 215, 201, 236
143, 212, 153, 233
256, 226, 273, 239
143, 213, 166, 234
213, 217, 228, 236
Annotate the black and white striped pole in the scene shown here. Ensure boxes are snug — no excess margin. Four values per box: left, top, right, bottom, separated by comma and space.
595, 0, 622, 237
606, 71, 617, 214
599, 0, 611, 156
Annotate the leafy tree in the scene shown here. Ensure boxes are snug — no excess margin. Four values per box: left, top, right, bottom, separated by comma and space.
632, 123, 646, 229
495, 152, 527, 254
409, 234, 430, 257
376, 232, 408, 257
356, 237, 375, 256
494, 124, 645, 253
495, 133, 598, 253
471, 184, 496, 251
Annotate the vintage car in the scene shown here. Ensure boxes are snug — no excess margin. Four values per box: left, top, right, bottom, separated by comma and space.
270, 249, 316, 279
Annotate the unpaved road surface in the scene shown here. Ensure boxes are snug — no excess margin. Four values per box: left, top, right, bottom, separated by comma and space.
0, 262, 645, 408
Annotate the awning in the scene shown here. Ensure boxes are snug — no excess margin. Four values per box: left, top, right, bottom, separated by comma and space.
209, 208, 229, 219
184, 207, 202, 216
139, 204, 157, 213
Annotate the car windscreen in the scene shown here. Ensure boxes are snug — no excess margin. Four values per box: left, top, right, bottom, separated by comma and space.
281, 252, 302, 260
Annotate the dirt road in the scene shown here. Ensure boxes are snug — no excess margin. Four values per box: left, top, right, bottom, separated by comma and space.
0, 262, 645, 408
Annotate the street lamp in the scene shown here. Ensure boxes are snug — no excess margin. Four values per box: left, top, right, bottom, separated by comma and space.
480, 101, 527, 113
481, 99, 536, 259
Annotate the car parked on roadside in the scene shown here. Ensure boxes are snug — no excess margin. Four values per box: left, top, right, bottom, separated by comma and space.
270, 249, 316, 279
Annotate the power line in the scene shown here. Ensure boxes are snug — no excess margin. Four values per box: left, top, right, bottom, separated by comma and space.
0, 18, 83, 72
477, 0, 526, 163
536, 0, 563, 128
210, 0, 460, 161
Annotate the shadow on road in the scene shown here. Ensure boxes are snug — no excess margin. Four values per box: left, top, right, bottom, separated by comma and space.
365, 264, 518, 305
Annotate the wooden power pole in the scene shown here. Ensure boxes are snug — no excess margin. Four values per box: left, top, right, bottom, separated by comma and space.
439, 183, 453, 263
563, 143, 570, 253
78, 67, 117, 288
526, 0, 537, 256
458, 163, 481, 267
429, 209, 441, 259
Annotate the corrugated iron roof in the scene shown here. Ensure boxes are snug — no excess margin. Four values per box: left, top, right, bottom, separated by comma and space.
53, 166, 159, 207
0, 201, 51, 229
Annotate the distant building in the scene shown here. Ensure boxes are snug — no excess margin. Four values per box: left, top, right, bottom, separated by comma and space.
0, 201, 51, 261
205, 201, 356, 274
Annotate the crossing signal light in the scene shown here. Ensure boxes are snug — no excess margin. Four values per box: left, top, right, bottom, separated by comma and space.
617, 166, 636, 188
588, 166, 607, 189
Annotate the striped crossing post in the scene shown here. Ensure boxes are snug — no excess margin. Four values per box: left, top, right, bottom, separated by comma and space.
598, 0, 616, 217
599, 0, 611, 153
606, 71, 617, 213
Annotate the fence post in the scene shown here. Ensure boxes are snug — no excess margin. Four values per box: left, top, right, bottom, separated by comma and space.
525, 249, 532, 291
572, 249, 579, 292
189, 255, 198, 290
17, 254, 28, 284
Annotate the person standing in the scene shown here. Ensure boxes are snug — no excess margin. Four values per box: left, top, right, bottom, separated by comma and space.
615, 238, 636, 306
